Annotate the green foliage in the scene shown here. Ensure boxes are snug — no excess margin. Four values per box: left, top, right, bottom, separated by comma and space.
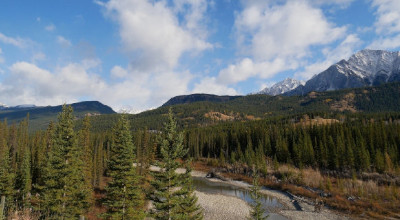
103, 114, 145, 220
184, 113, 400, 173
0, 136, 15, 214
41, 105, 90, 219
248, 173, 268, 220
86, 82, 400, 133
151, 109, 202, 220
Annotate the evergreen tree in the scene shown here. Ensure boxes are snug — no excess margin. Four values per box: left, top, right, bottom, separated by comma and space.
42, 105, 90, 219
0, 138, 15, 216
16, 143, 31, 208
248, 172, 268, 220
79, 116, 94, 188
103, 115, 145, 220
151, 108, 202, 220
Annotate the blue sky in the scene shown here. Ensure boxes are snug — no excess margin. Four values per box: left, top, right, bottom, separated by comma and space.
0, 0, 399, 112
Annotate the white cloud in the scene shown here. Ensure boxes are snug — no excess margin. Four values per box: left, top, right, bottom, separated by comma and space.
295, 34, 362, 79
110, 65, 128, 78
217, 58, 297, 84
32, 52, 46, 63
100, 0, 212, 71
57, 36, 72, 47
2, 61, 104, 105
0, 61, 193, 111
308, 0, 354, 8
0, 32, 27, 48
192, 77, 238, 95
173, 0, 209, 38
369, 0, 400, 49
217, 0, 346, 85
0, 48, 4, 64
45, 24, 56, 31
235, 1, 345, 61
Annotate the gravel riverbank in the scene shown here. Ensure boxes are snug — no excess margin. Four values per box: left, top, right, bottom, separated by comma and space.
149, 167, 348, 220
195, 191, 251, 220
192, 170, 349, 220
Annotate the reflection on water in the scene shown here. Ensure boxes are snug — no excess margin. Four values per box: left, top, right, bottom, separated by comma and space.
193, 177, 288, 220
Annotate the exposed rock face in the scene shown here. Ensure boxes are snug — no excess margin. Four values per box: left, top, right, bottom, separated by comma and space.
287, 49, 400, 95
259, 78, 304, 95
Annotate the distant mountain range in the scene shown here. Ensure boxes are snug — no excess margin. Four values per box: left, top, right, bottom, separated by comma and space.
87, 82, 400, 132
0, 101, 115, 131
162, 94, 242, 107
258, 78, 304, 95
165, 49, 400, 107
257, 49, 400, 96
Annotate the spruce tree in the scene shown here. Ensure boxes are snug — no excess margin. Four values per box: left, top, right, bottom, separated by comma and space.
42, 105, 90, 219
0, 138, 15, 216
151, 108, 202, 220
16, 144, 32, 208
103, 114, 145, 220
78, 116, 95, 207
248, 172, 268, 220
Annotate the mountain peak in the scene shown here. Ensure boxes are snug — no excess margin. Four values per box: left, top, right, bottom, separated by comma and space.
287, 49, 400, 95
259, 78, 304, 96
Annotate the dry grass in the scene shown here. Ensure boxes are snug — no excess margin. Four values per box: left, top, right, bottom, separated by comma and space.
330, 92, 357, 112
192, 160, 400, 219
204, 112, 235, 121
8, 209, 40, 220
301, 168, 323, 188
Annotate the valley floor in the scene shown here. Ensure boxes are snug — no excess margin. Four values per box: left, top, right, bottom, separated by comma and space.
191, 171, 349, 220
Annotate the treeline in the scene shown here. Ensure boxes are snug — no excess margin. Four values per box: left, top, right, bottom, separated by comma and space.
0, 106, 202, 219
79, 83, 400, 133
185, 115, 400, 173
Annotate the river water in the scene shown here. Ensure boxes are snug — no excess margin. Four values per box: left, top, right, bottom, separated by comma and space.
193, 176, 288, 220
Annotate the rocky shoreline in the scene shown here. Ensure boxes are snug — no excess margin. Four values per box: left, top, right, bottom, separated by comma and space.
191, 170, 349, 220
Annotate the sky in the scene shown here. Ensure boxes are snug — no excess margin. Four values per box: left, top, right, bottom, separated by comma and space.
0, 0, 400, 112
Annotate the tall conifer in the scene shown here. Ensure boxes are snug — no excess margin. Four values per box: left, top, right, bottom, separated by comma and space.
103, 114, 145, 220
248, 172, 268, 220
42, 105, 90, 219
151, 108, 202, 220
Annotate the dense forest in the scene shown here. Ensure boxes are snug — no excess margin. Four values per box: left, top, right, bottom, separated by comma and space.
1, 91, 400, 218
184, 114, 400, 173
0, 106, 202, 219
84, 82, 400, 133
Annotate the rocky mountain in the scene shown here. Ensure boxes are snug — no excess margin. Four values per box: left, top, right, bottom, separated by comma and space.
162, 94, 242, 106
259, 78, 304, 95
288, 49, 400, 95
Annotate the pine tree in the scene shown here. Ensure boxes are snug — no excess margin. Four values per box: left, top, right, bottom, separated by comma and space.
16, 143, 31, 208
103, 114, 145, 220
0, 138, 15, 216
151, 108, 202, 220
78, 116, 95, 209
248, 172, 268, 220
42, 105, 90, 219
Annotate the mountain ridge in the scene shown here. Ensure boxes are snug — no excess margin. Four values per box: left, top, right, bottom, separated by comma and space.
162, 93, 242, 107
0, 101, 116, 131
259, 78, 304, 95
287, 49, 400, 95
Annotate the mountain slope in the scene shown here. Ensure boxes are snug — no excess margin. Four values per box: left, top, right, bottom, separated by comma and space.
162, 94, 242, 106
85, 82, 400, 132
0, 101, 116, 131
259, 78, 304, 95
288, 49, 400, 95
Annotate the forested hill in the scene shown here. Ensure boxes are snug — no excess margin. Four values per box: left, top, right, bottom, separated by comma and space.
0, 101, 115, 131
87, 82, 400, 132
162, 94, 242, 106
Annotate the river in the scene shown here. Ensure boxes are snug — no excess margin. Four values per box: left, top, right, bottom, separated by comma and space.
193, 176, 289, 220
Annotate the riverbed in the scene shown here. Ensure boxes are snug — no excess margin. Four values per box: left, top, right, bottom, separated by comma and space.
191, 170, 349, 220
